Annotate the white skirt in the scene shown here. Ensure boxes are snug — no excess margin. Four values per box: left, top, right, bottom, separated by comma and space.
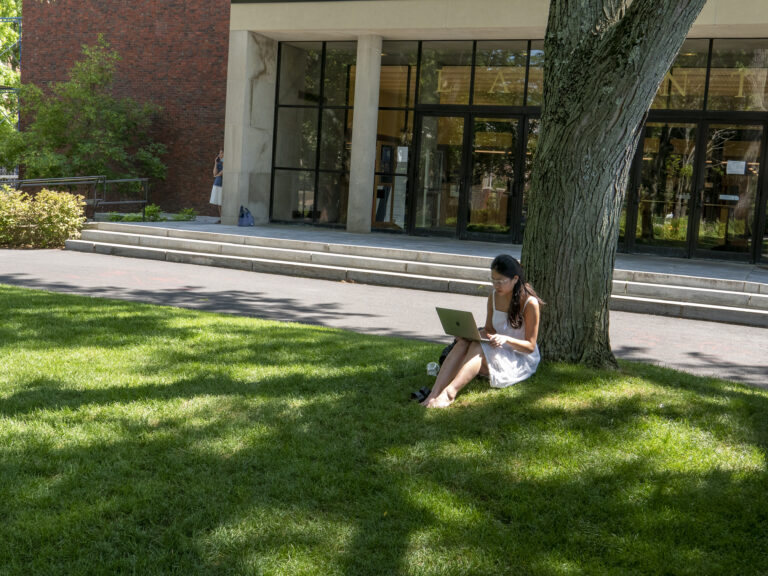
210, 184, 222, 206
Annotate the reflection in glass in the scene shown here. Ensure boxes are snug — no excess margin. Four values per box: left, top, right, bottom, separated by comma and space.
324, 42, 357, 106
274, 107, 319, 169
652, 39, 709, 110
419, 41, 473, 105
468, 118, 517, 234
708, 39, 768, 111
635, 123, 697, 250
473, 41, 527, 106
380, 41, 418, 107
526, 41, 544, 106
371, 174, 407, 230
414, 115, 465, 232
272, 169, 315, 221
278, 42, 322, 105
317, 172, 349, 225
375, 110, 412, 173
699, 124, 762, 254
319, 109, 353, 171
521, 118, 539, 238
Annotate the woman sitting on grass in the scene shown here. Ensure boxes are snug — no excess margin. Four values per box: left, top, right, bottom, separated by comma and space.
421, 254, 542, 408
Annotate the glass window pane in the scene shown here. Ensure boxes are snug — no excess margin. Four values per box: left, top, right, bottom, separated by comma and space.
636, 123, 697, 250
317, 172, 349, 225
274, 107, 318, 169
708, 39, 768, 111
526, 41, 544, 106
380, 41, 418, 107
319, 109, 353, 171
419, 41, 473, 105
375, 110, 412, 173
651, 39, 708, 110
272, 169, 315, 221
279, 42, 322, 106
522, 118, 539, 238
473, 41, 527, 106
699, 124, 762, 254
372, 175, 407, 230
324, 42, 357, 107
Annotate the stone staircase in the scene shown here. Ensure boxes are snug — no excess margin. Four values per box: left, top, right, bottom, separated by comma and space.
66, 222, 768, 328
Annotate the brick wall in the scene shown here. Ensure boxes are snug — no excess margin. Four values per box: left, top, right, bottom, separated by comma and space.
21, 0, 230, 214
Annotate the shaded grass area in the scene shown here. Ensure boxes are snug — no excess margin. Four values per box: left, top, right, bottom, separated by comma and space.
1, 284, 767, 575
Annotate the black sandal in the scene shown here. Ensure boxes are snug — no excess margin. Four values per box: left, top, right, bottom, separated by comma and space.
410, 387, 431, 402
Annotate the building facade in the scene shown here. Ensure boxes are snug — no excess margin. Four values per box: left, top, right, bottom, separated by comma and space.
224, 0, 768, 263
22, 0, 231, 213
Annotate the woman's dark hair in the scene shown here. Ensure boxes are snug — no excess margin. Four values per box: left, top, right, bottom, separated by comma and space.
491, 254, 543, 329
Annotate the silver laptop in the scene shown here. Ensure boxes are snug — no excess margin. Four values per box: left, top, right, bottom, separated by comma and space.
435, 307, 489, 342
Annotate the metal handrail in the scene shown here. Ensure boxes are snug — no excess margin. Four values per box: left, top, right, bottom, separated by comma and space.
8, 176, 151, 219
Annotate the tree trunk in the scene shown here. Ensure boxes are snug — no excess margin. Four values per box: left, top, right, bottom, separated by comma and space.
522, 0, 706, 367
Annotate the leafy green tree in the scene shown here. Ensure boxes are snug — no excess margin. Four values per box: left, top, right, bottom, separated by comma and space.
0, 36, 166, 180
0, 0, 21, 132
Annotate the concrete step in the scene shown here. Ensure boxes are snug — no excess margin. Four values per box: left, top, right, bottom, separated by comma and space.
68, 223, 768, 328
83, 222, 491, 268
79, 228, 491, 282
610, 295, 768, 328
65, 239, 492, 296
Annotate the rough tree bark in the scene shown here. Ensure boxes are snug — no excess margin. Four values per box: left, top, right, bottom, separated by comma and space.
521, 0, 707, 368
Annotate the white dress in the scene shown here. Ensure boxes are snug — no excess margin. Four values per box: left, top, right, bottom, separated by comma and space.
480, 291, 541, 388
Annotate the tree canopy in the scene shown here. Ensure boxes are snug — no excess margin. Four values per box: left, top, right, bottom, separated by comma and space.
0, 36, 166, 180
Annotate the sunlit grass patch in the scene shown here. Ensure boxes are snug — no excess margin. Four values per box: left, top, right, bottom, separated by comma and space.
1, 284, 766, 575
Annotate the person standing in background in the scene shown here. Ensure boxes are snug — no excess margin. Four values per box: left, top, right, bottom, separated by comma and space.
210, 149, 223, 223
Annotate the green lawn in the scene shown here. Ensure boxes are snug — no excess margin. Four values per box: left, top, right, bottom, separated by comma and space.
1, 284, 766, 575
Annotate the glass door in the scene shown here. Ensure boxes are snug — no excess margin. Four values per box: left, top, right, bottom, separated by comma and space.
633, 122, 699, 257
412, 114, 467, 234
695, 123, 764, 258
466, 116, 519, 238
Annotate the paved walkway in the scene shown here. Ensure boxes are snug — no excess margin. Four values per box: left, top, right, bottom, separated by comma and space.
1, 247, 766, 387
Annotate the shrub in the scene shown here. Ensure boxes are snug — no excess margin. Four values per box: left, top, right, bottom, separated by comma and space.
121, 213, 143, 222
108, 212, 123, 222
0, 186, 86, 248
143, 204, 164, 222
171, 208, 197, 221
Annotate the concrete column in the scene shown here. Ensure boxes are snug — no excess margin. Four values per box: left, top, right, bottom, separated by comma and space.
346, 35, 382, 233
222, 31, 277, 225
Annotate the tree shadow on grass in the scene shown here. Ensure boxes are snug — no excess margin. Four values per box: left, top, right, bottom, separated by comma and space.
2, 290, 768, 574
0, 276, 434, 339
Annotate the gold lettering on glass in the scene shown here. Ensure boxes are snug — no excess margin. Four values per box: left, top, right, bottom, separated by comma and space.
662, 70, 688, 97
436, 68, 452, 94
488, 70, 512, 94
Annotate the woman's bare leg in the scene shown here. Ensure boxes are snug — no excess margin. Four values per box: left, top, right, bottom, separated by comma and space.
424, 342, 486, 408
421, 339, 469, 406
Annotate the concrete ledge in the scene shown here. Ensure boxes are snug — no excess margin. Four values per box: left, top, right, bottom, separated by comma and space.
346, 268, 450, 291
614, 280, 768, 310
140, 235, 223, 255
250, 258, 348, 281
169, 229, 247, 245
405, 261, 487, 281
91, 222, 170, 237
65, 239, 95, 252
227, 243, 314, 263
610, 295, 768, 328
619, 269, 756, 294
311, 251, 408, 273
81, 230, 142, 246
165, 251, 253, 271
93, 243, 167, 261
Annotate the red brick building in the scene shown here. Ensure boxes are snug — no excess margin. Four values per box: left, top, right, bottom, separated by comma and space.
21, 0, 230, 214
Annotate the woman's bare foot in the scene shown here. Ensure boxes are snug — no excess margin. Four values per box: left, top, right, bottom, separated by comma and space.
423, 393, 453, 408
